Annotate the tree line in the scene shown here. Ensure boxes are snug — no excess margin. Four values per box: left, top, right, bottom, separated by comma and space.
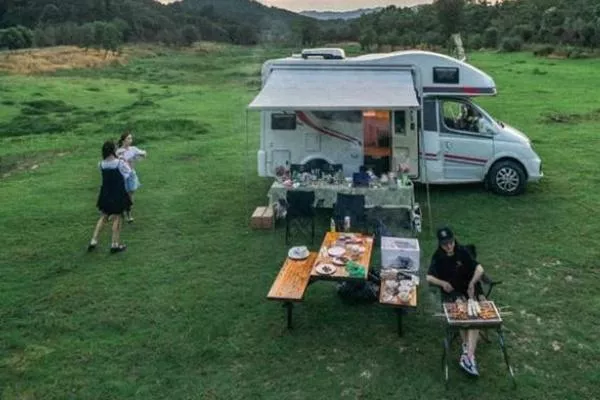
1, 0, 600, 55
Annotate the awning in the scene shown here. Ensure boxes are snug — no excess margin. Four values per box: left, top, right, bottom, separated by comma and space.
248, 68, 419, 111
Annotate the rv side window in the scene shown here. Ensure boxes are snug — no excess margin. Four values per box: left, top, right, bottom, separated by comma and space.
271, 113, 297, 130
440, 99, 487, 134
433, 67, 459, 84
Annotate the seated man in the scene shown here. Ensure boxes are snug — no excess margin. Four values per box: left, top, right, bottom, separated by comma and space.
426, 227, 485, 376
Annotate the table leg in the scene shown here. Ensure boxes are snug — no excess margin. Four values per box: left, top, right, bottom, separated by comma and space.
283, 302, 294, 330
497, 327, 517, 388
396, 309, 404, 337
442, 329, 451, 387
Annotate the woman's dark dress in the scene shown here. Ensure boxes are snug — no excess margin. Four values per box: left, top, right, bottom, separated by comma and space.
96, 163, 132, 215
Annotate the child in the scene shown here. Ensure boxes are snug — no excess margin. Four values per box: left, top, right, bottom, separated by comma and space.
117, 131, 147, 222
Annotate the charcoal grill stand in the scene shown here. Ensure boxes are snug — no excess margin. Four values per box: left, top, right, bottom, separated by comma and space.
441, 319, 516, 388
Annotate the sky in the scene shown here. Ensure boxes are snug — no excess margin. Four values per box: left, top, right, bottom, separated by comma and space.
155, 1, 433, 12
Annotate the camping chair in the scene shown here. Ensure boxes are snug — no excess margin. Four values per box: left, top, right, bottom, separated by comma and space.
285, 190, 316, 245
333, 193, 367, 233
290, 164, 304, 175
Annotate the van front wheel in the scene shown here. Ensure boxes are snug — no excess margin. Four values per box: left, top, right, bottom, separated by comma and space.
487, 160, 526, 196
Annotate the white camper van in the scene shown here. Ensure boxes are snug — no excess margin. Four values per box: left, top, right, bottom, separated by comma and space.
248, 48, 543, 196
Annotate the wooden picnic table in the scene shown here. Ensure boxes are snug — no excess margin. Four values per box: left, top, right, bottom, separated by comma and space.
310, 232, 374, 281
379, 280, 418, 336
267, 232, 420, 335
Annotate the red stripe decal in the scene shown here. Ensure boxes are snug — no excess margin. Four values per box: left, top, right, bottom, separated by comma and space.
296, 112, 361, 145
444, 154, 487, 163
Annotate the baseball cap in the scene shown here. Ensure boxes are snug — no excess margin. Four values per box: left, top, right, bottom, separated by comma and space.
437, 227, 455, 245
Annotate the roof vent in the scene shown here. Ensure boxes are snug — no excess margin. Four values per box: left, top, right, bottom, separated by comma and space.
301, 48, 346, 60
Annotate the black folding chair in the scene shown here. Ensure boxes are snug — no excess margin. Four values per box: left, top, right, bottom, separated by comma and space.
333, 193, 367, 233
464, 244, 502, 299
290, 164, 304, 175
285, 191, 316, 245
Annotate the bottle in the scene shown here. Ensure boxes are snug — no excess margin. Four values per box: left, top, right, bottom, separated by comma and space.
330, 218, 336, 232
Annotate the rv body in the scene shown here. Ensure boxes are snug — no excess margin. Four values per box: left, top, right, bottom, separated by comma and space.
250, 49, 542, 195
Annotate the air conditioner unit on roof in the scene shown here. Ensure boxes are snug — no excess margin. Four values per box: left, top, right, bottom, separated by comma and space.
300, 48, 346, 60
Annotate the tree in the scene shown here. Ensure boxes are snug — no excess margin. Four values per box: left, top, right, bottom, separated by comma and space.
359, 27, 376, 51
102, 23, 122, 55
79, 23, 95, 50
16, 26, 33, 47
434, 0, 466, 38
38, 4, 62, 26
179, 24, 199, 46
483, 27, 499, 48
0, 27, 27, 49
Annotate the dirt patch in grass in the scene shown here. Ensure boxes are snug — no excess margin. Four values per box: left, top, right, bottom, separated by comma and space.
0, 150, 70, 178
541, 109, 600, 124
0, 46, 125, 74
22, 100, 77, 114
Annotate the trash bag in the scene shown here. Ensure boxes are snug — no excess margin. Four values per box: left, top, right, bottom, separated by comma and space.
336, 280, 380, 303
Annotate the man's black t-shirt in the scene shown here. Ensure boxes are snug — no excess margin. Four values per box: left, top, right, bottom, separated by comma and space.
428, 245, 478, 296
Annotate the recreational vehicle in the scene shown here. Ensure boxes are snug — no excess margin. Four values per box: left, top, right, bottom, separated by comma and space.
248, 48, 543, 196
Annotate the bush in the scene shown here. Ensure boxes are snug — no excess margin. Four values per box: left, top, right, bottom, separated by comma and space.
468, 34, 483, 50
533, 44, 554, 57
511, 24, 534, 42
500, 36, 523, 52
483, 27, 499, 48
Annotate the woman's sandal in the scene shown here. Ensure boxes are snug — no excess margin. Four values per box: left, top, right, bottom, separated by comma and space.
110, 244, 127, 254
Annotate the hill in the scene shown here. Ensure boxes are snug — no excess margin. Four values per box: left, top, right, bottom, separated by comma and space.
0, 0, 311, 45
299, 7, 382, 20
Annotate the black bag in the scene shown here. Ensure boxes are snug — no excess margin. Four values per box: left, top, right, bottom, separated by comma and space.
336, 280, 379, 303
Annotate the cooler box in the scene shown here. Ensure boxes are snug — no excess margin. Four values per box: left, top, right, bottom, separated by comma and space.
381, 236, 420, 273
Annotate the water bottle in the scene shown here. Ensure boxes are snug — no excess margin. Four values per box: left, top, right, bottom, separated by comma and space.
344, 216, 351, 232
330, 218, 336, 233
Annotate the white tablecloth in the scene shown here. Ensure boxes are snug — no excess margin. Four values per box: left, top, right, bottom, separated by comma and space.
268, 181, 415, 209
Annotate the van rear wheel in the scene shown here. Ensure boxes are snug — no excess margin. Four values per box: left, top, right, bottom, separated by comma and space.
488, 160, 526, 196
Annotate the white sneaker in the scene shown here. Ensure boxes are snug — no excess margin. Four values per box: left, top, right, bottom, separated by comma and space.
459, 354, 480, 376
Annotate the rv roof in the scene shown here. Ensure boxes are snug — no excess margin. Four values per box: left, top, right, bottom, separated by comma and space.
266, 49, 496, 97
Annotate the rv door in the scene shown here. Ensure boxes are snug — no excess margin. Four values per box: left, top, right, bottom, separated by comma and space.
438, 99, 494, 181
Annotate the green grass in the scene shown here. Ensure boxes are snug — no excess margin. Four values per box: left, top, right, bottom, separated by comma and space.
1, 45, 599, 399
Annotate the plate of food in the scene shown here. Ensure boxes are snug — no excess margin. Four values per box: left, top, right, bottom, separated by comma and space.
315, 263, 337, 275
331, 257, 347, 266
288, 246, 309, 260
327, 246, 346, 257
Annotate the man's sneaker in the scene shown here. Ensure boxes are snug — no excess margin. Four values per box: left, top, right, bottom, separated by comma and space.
459, 354, 480, 376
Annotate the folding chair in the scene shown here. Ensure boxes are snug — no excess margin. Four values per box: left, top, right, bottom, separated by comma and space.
290, 164, 304, 175
333, 193, 367, 233
285, 190, 316, 245
464, 244, 503, 299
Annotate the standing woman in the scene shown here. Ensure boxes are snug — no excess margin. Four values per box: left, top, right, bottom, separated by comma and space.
117, 131, 147, 223
88, 141, 132, 253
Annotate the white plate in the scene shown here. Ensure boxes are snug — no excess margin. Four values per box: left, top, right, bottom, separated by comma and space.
315, 263, 337, 275
288, 246, 309, 260
327, 246, 346, 257
332, 257, 346, 266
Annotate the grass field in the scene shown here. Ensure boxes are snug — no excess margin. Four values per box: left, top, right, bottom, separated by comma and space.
1, 44, 599, 399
